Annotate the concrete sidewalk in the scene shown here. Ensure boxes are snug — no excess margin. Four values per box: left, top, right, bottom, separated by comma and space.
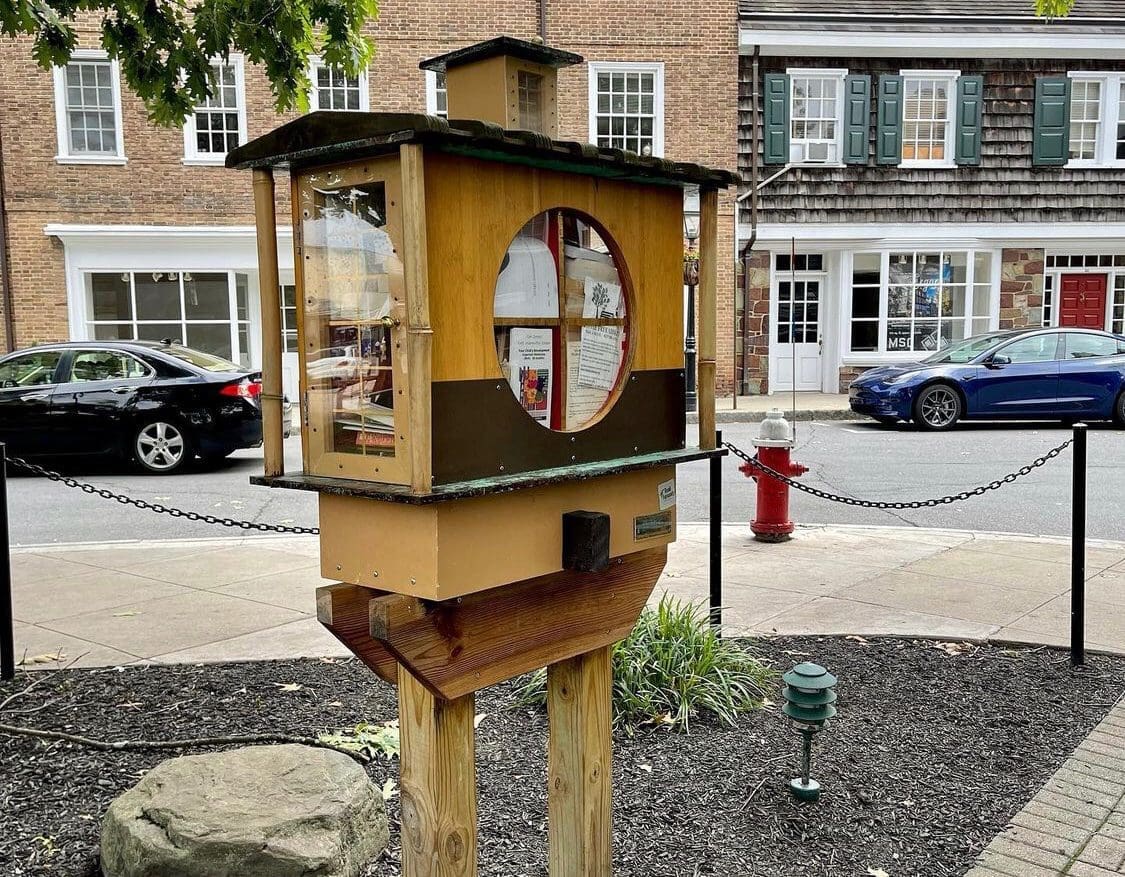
8, 523, 1125, 668
689, 391, 855, 423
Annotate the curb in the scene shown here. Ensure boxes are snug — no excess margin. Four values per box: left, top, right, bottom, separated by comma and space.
688, 408, 859, 425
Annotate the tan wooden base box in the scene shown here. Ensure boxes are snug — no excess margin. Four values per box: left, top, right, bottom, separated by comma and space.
319, 466, 676, 600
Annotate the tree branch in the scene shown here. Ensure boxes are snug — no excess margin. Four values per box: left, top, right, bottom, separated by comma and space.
0, 724, 371, 765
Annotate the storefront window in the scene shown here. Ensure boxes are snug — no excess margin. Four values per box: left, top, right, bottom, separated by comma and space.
848, 251, 995, 355
85, 271, 252, 363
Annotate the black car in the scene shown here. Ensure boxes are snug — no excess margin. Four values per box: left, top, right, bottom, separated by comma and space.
0, 341, 268, 474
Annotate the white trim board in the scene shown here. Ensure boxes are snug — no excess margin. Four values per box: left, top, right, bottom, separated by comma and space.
740, 28, 1125, 59
740, 222, 1125, 248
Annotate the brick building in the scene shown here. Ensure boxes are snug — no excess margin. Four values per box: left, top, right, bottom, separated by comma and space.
0, 0, 739, 398
738, 1, 1125, 395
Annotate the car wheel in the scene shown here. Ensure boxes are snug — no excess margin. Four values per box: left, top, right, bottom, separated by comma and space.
1114, 391, 1125, 427
133, 419, 192, 474
913, 384, 962, 431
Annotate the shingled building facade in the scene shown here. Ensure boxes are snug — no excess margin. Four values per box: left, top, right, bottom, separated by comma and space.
0, 0, 739, 395
737, 1, 1125, 395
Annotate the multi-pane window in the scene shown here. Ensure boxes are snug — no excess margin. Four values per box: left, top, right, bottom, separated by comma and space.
518, 70, 543, 131
1114, 275, 1125, 335
84, 271, 252, 365
777, 279, 820, 344
281, 284, 299, 353
848, 251, 995, 355
184, 60, 244, 161
1066, 73, 1125, 166
1069, 79, 1102, 161
901, 74, 956, 164
789, 74, 842, 164
590, 63, 663, 157
1043, 274, 1054, 327
426, 71, 447, 118
53, 55, 124, 162
310, 62, 366, 111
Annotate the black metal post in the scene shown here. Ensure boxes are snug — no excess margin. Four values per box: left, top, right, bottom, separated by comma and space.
684, 279, 697, 413
1071, 423, 1087, 667
709, 429, 722, 634
0, 443, 13, 680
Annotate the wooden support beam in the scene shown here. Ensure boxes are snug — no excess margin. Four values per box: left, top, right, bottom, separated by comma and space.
368, 546, 666, 700
399, 667, 478, 877
547, 645, 613, 877
316, 584, 399, 685
698, 185, 719, 451
252, 168, 285, 477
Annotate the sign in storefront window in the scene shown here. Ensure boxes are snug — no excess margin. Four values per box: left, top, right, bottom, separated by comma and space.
85, 271, 252, 364
849, 251, 993, 355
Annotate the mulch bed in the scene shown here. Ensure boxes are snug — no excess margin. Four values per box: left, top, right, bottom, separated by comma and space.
1, 636, 1123, 877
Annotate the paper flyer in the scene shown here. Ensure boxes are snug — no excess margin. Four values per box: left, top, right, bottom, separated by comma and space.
494, 237, 560, 318
507, 328, 554, 424
565, 340, 609, 428
578, 325, 623, 392
582, 276, 623, 319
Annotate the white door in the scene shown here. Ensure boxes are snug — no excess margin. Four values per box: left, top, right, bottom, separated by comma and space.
772, 276, 822, 392
280, 281, 300, 411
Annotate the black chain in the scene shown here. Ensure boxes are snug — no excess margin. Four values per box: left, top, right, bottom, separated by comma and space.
5, 456, 320, 535
724, 438, 1073, 510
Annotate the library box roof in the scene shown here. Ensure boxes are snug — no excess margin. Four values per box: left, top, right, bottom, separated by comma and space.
225, 111, 739, 189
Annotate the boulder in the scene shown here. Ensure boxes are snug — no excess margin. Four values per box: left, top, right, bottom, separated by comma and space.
100, 744, 388, 877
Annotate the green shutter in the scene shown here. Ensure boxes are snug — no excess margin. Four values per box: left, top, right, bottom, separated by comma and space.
763, 73, 790, 165
876, 75, 903, 165
955, 75, 984, 166
843, 75, 871, 165
1033, 76, 1071, 166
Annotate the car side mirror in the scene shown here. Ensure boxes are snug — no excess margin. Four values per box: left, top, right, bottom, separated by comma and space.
987, 354, 1011, 369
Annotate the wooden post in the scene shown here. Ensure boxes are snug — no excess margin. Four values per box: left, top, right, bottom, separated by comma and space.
398, 667, 478, 877
697, 186, 718, 451
253, 168, 285, 477
547, 645, 613, 877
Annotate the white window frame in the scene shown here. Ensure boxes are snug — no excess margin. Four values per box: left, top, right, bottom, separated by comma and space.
841, 248, 1001, 363
308, 56, 369, 112
425, 70, 447, 118
587, 61, 665, 158
899, 69, 960, 170
52, 50, 126, 165
1066, 72, 1125, 169
182, 55, 247, 166
785, 67, 847, 167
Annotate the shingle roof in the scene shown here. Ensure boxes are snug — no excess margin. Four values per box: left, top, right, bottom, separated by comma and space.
419, 36, 582, 73
226, 112, 739, 188
741, 0, 1125, 19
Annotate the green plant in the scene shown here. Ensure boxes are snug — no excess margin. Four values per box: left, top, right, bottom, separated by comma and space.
515, 596, 776, 733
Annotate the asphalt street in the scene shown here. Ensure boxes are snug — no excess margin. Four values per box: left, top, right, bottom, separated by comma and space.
5, 420, 1122, 546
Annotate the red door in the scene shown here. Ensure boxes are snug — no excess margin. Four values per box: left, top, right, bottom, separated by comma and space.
1059, 274, 1108, 329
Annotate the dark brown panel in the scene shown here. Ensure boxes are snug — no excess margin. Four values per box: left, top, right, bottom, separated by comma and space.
431, 368, 685, 484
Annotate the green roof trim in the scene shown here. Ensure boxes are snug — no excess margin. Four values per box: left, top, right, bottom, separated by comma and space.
225, 111, 739, 189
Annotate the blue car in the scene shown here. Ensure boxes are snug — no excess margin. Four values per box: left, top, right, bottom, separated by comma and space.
849, 328, 1125, 430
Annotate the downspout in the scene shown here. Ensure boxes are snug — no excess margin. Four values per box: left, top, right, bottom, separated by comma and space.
0, 117, 14, 352
739, 46, 761, 396
539, 0, 547, 42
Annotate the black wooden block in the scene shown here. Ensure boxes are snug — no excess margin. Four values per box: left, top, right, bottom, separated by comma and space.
562, 510, 610, 573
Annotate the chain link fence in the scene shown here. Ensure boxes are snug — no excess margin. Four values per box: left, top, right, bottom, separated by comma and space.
723, 438, 1073, 510
5, 456, 319, 535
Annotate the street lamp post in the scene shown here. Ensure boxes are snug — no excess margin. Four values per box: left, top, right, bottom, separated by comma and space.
683, 221, 700, 414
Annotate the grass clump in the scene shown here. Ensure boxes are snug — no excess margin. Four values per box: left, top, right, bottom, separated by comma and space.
516, 596, 776, 732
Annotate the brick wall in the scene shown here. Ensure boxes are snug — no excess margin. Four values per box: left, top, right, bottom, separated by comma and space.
0, 3, 740, 392
1000, 248, 1045, 329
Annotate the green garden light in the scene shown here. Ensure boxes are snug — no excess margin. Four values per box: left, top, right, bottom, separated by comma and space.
782, 662, 837, 802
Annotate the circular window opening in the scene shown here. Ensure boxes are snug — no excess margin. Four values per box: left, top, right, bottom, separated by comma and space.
493, 209, 630, 432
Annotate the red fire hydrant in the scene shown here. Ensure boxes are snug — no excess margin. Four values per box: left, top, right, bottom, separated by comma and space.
739, 409, 808, 543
